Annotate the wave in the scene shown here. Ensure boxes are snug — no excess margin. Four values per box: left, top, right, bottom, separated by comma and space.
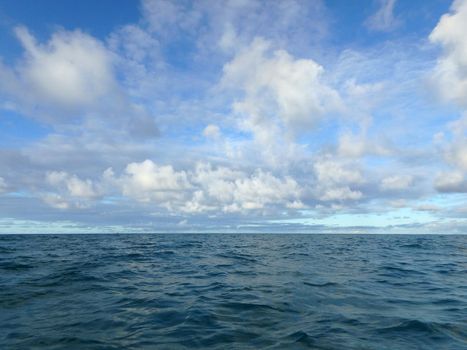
1, 233, 466, 349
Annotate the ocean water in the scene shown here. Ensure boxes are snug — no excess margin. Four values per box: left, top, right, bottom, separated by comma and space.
0, 234, 466, 350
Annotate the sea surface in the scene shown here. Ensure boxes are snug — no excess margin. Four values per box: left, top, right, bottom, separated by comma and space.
0, 234, 466, 350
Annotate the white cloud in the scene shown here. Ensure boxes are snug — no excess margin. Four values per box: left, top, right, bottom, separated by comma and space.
445, 140, 467, 172
46, 171, 99, 199
115, 160, 191, 205
13, 27, 117, 110
338, 132, 392, 158
223, 169, 302, 211
105, 160, 303, 214
0, 26, 159, 141
434, 171, 467, 192
434, 115, 467, 193
222, 38, 342, 138
312, 156, 364, 202
440, 115, 467, 172
429, 0, 467, 107
313, 157, 363, 185
218, 37, 344, 169
380, 174, 413, 191
186, 163, 303, 213
203, 124, 221, 139
366, 0, 400, 32
107, 20, 163, 100
43, 171, 101, 209
190, 163, 241, 204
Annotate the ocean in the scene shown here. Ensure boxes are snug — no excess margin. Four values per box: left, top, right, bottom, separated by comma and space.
0, 234, 466, 349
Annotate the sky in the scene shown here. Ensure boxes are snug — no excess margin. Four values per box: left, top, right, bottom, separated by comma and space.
0, 0, 466, 233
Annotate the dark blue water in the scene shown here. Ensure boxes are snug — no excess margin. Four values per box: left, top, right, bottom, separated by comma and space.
0, 234, 466, 349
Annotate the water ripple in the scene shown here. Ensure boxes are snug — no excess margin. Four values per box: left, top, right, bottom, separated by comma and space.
0, 234, 466, 349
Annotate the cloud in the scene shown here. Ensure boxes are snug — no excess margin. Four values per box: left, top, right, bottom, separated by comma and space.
0, 26, 159, 139
8, 27, 117, 112
313, 156, 363, 185
141, 0, 328, 54
434, 115, 467, 193
429, 0, 467, 107
430, 1, 467, 194
442, 115, 467, 170
338, 131, 392, 158
429, 0, 467, 196
104, 160, 303, 214
319, 187, 362, 202
444, 141, 467, 172
189, 163, 303, 213
222, 38, 342, 138
380, 174, 413, 191
114, 160, 191, 205
312, 156, 364, 202
434, 171, 467, 193
42, 194, 72, 210
203, 124, 221, 139
42, 171, 102, 209
142, 0, 203, 37
366, 0, 400, 32
219, 37, 344, 169
46, 171, 100, 199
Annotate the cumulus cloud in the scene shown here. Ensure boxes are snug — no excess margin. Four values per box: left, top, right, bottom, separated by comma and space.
43, 171, 101, 209
434, 171, 467, 192
429, 0, 467, 107
312, 156, 364, 202
113, 160, 191, 205
222, 38, 342, 138
338, 132, 392, 158
218, 37, 345, 169
444, 140, 467, 172
46, 171, 99, 199
103, 160, 303, 214
434, 115, 467, 193
37, 152, 403, 216
0, 26, 159, 139
190, 163, 303, 213
3, 27, 117, 113
429, 1, 467, 194
42, 194, 72, 210
440, 115, 467, 170
313, 157, 363, 185
380, 175, 413, 191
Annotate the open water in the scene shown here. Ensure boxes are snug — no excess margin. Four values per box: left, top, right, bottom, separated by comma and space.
0, 234, 466, 349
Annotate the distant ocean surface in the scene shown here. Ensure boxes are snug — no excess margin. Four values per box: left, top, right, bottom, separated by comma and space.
1, 234, 466, 350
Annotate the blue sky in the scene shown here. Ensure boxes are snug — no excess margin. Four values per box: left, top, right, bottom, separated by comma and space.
0, 0, 466, 233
